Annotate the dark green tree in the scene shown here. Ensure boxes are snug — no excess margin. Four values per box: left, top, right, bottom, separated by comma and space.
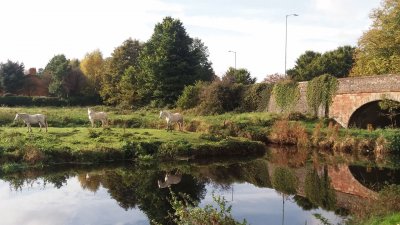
64, 59, 87, 97
190, 38, 215, 82
287, 51, 322, 81
118, 66, 140, 108
100, 38, 143, 105
288, 46, 355, 81
222, 67, 256, 85
0, 60, 24, 94
44, 54, 71, 97
319, 46, 355, 78
137, 17, 214, 107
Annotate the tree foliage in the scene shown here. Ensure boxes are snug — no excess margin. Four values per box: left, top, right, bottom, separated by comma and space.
137, 17, 214, 107
288, 46, 355, 81
196, 81, 244, 115
0, 60, 24, 94
379, 96, 400, 127
287, 51, 322, 81
118, 66, 139, 108
64, 59, 87, 97
240, 83, 273, 112
351, 0, 400, 76
222, 67, 256, 85
80, 49, 104, 95
44, 54, 71, 98
263, 73, 287, 84
100, 38, 143, 105
176, 81, 206, 110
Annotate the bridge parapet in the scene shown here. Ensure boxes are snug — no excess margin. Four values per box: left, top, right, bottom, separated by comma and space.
266, 75, 400, 127
336, 75, 400, 94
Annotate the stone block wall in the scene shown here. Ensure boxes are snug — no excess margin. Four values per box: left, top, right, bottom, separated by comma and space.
266, 75, 400, 127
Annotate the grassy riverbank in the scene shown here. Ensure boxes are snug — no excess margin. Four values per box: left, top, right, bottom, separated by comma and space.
0, 127, 265, 173
1, 106, 399, 172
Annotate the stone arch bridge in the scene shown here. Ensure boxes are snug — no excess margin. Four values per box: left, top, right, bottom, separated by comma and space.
267, 75, 400, 128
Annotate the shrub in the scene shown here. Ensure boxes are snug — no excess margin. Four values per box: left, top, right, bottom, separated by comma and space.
386, 131, 400, 154
269, 120, 309, 146
23, 146, 45, 164
176, 81, 206, 110
0, 96, 101, 107
240, 83, 273, 112
170, 192, 248, 225
158, 140, 192, 159
196, 81, 244, 115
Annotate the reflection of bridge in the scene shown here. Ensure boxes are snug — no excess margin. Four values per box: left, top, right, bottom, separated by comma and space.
327, 164, 377, 199
267, 163, 378, 210
267, 75, 400, 128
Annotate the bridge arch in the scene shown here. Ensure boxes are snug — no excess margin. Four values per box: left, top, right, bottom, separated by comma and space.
348, 99, 400, 129
330, 92, 400, 128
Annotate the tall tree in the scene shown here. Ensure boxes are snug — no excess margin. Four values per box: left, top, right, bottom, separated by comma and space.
118, 66, 139, 108
288, 46, 355, 81
190, 38, 215, 82
0, 60, 24, 94
351, 0, 400, 76
222, 67, 256, 85
137, 17, 214, 107
100, 38, 143, 105
64, 59, 87, 97
287, 51, 323, 81
319, 46, 355, 78
80, 49, 104, 95
44, 55, 71, 97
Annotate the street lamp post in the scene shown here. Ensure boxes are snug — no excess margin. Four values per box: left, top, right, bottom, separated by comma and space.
228, 50, 237, 70
285, 14, 298, 76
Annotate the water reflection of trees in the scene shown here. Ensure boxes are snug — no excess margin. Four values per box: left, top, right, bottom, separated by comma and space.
77, 167, 207, 225
304, 166, 336, 211
2, 155, 393, 223
194, 159, 271, 188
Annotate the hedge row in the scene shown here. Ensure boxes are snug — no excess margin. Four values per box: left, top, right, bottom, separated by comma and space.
0, 96, 102, 107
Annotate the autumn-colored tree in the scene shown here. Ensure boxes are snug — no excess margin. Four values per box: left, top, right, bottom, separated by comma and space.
263, 73, 287, 84
80, 49, 104, 95
351, 0, 400, 76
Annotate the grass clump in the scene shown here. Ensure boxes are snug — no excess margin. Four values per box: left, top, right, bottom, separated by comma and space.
170, 192, 248, 225
351, 184, 400, 225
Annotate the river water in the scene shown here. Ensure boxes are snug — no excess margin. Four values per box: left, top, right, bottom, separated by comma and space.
0, 150, 399, 225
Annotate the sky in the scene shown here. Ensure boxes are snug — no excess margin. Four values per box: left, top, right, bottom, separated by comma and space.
0, 0, 382, 82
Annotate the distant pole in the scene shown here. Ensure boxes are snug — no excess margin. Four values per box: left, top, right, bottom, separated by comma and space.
228, 50, 237, 70
285, 14, 298, 76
